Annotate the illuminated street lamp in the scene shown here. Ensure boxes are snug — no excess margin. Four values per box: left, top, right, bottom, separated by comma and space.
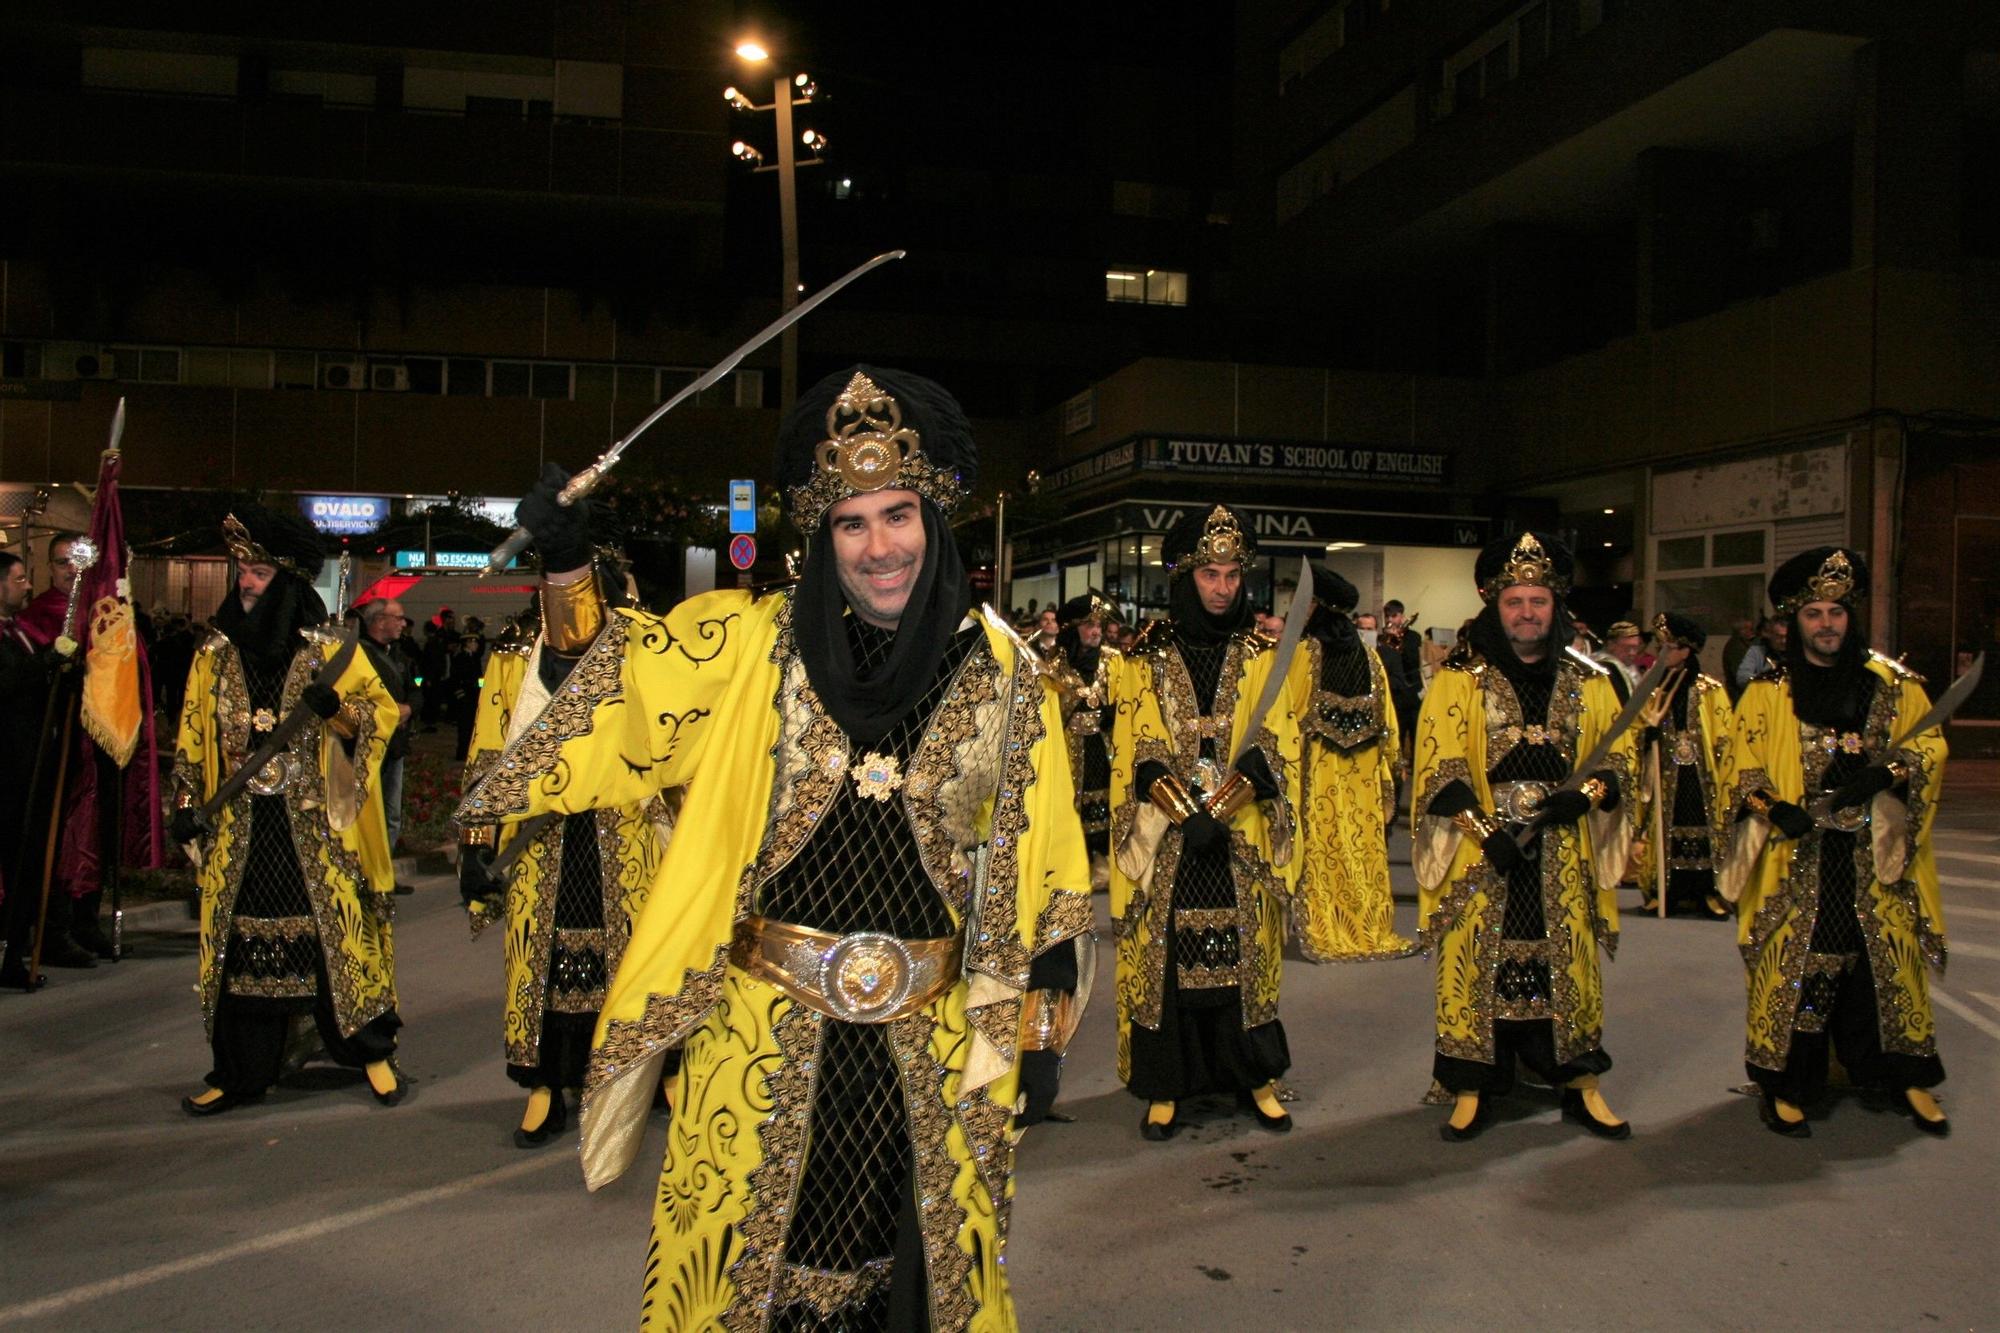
726, 43, 828, 408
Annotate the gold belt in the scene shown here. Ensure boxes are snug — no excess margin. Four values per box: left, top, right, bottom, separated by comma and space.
730, 915, 962, 1024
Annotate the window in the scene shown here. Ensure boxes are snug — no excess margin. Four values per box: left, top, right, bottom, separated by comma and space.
404, 357, 445, 394
734, 369, 766, 409
1711, 529, 1766, 567
275, 351, 317, 389
573, 364, 615, 403
1437, 1, 1552, 119
615, 365, 656, 403
446, 359, 485, 396
3, 341, 44, 379
490, 362, 532, 397
530, 363, 572, 400
1655, 535, 1705, 572
185, 348, 271, 388
110, 347, 181, 383
1105, 269, 1188, 306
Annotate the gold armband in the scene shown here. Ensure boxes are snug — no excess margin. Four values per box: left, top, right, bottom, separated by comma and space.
1452, 808, 1501, 842
1019, 988, 1076, 1053
1884, 757, 1913, 786
1206, 770, 1254, 821
1147, 773, 1201, 825
540, 568, 604, 655
1578, 776, 1608, 809
325, 696, 366, 741
1741, 788, 1775, 817
460, 824, 497, 848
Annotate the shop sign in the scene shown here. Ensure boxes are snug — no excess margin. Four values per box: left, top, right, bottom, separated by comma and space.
395, 550, 518, 570
1045, 434, 1451, 495
300, 494, 388, 534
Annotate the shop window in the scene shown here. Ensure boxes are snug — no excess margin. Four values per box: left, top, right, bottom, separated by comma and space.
1655, 535, 1704, 572
404, 357, 445, 394
1711, 529, 1766, 567
1, 341, 42, 379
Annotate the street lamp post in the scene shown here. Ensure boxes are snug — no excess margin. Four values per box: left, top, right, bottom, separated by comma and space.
728, 46, 825, 409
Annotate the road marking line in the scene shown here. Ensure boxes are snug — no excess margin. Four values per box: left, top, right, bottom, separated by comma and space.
1939, 874, 1996, 891
1973, 992, 2000, 1016
1942, 904, 2000, 923
1945, 939, 2000, 962
0, 1153, 569, 1325
1933, 989, 2000, 1045
1937, 850, 2000, 867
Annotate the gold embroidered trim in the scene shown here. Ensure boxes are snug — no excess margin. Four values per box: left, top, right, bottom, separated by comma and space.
461, 615, 631, 823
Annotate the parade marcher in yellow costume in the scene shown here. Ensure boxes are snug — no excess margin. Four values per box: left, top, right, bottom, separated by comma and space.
1047, 590, 1120, 891
457, 595, 668, 1148
1293, 563, 1414, 961
1411, 532, 1636, 1142
1721, 546, 1951, 1138
461, 366, 1092, 1330
167, 507, 405, 1116
1108, 504, 1302, 1140
1631, 611, 1733, 918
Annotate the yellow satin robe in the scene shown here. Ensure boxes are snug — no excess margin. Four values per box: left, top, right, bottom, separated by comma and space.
1409, 653, 1635, 1067
1720, 653, 1948, 1071
173, 628, 401, 1039
1293, 637, 1414, 960
461, 638, 665, 1074
459, 591, 1091, 1332
1106, 630, 1304, 1085
1630, 671, 1733, 908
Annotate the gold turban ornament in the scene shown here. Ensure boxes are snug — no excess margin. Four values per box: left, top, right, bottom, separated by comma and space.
1479, 531, 1570, 602
1169, 505, 1250, 575
1776, 548, 1861, 614
221, 513, 315, 579
786, 372, 966, 531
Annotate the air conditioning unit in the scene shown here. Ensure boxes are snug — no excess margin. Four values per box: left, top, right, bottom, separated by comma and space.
40, 342, 94, 381
73, 348, 119, 380
321, 359, 366, 390
370, 364, 410, 392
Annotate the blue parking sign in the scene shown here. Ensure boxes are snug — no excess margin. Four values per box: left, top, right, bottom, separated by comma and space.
729, 479, 757, 535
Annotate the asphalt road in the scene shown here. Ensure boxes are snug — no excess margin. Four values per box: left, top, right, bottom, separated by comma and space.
3, 769, 1996, 1331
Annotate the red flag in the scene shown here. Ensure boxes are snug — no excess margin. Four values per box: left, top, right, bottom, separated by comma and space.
54, 444, 164, 892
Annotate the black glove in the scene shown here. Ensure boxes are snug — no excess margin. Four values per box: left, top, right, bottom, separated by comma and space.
1766, 800, 1814, 840
1027, 941, 1079, 992
1233, 748, 1280, 801
1425, 778, 1479, 821
459, 844, 498, 906
516, 461, 593, 572
1537, 788, 1594, 825
1180, 809, 1228, 852
1829, 763, 1897, 812
169, 807, 208, 846
1133, 759, 1172, 803
299, 683, 341, 720
1015, 1050, 1062, 1128
1481, 828, 1525, 875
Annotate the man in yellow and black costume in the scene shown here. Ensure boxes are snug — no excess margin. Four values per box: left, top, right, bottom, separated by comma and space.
1294, 563, 1414, 961
1722, 546, 1951, 1138
1411, 532, 1636, 1142
1048, 589, 1119, 890
167, 506, 405, 1115
1108, 504, 1302, 1140
1632, 611, 1733, 918
457, 593, 669, 1148
460, 365, 1092, 1331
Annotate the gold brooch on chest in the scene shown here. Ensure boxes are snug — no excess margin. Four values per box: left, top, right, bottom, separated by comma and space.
251, 707, 278, 733
849, 752, 905, 801
1814, 730, 1866, 754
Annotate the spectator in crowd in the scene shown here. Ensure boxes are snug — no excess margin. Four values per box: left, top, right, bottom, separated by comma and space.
1034, 606, 1060, 653
1380, 598, 1424, 731
18, 531, 82, 646
419, 610, 455, 728
1735, 614, 1789, 690
1721, 617, 1759, 699
2, 551, 66, 986
448, 630, 485, 760
151, 614, 198, 722
358, 600, 416, 884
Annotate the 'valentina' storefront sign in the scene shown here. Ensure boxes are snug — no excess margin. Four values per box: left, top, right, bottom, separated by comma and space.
1046, 434, 1451, 494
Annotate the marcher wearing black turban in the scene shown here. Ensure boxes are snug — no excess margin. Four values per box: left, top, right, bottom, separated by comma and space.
1162, 504, 1255, 643
1769, 546, 1872, 727
214, 505, 330, 674
778, 365, 975, 748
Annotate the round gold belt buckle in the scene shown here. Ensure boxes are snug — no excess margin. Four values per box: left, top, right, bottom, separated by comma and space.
1501, 781, 1549, 822
246, 752, 296, 797
1672, 736, 1699, 767
1816, 804, 1869, 834
819, 932, 916, 1023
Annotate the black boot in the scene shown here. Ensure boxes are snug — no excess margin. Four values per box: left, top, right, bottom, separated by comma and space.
73, 892, 116, 961
38, 914, 97, 969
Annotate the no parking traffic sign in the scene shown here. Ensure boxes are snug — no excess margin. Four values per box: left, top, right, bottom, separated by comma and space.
729, 534, 757, 570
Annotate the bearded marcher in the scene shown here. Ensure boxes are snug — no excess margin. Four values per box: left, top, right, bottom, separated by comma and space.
1722, 547, 1951, 1138
460, 366, 1092, 1330
1107, 505, 1302, 1140
1632, 612, 1732, 918
457, 587, 668, 1148
1293, 565, 1413, 960
1048, 589, 1120, 891
166, 508, 405, 1115
1411, 532, 1636, 1141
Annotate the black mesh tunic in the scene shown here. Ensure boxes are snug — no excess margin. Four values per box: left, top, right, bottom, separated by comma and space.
1657, 684, 1719, 914
509, 809, 611, 1090
223, 654, 319, 1001
1126, 629, 1290, 1103
756, 620, 979, 1329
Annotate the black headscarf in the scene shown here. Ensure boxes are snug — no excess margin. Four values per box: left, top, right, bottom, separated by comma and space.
778, 366, 979, 748
792, 499, 970, 748
1466, 598, 1576, 687
1770, 545, 1872, 725
1304, 562, 1361, 650
1162, 503, 1254, 644
212, 505, 329, 672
